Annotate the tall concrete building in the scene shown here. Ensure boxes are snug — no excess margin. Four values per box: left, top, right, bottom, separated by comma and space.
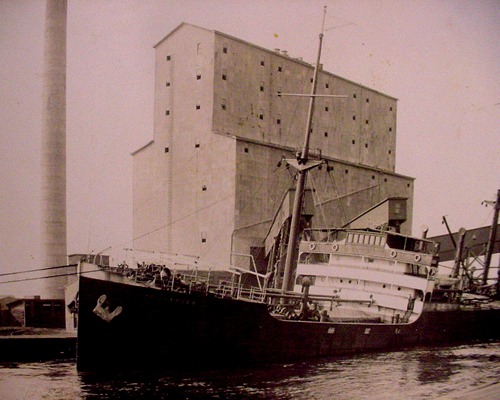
132, 23, 413, 268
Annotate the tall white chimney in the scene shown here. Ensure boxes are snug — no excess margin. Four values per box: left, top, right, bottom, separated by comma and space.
40, 0, 69, 299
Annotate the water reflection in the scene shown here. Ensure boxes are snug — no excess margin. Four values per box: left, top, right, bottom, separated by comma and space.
416, 350, 456, 384
1, 343, 499, 400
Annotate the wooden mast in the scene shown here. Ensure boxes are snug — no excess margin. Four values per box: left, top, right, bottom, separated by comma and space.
281, 7, 327, 293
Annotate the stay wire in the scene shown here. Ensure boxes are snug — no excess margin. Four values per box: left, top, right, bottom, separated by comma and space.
0, 268, 100, 286
0, 264, 78, 278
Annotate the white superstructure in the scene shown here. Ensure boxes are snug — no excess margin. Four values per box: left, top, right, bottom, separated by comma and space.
295, 228, 439, 323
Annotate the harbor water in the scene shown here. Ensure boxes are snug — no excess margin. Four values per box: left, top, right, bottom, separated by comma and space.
1, 342, 499, 399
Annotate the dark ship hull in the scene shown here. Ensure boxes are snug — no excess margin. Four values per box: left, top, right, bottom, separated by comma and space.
76, 274, 500, 371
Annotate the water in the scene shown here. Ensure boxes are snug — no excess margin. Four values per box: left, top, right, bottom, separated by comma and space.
1, 342, 499, 400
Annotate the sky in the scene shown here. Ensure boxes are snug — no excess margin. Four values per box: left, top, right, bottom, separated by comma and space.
0, 0, 499, 296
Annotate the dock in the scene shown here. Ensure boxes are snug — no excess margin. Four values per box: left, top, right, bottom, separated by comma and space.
0, 328, 76, 362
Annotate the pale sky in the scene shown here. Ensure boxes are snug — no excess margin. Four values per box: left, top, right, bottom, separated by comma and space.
1, 0, 499, 295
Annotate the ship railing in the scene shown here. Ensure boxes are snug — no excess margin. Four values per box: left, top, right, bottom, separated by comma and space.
213, 282, 379, 309
213, 283, 237, 298
263, 288, 376, 307
212, 282, 268, 303
303, 228, 438, 256
237, 286, 268, 302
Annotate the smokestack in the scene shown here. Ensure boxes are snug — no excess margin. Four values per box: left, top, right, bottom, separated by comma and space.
40, 0, 69, 299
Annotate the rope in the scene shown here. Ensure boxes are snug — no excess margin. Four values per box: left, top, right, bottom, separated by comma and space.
309, 172, 328, 227
0, 264, 78, 278
326, 168, 349, 226
0, 268, 100, 285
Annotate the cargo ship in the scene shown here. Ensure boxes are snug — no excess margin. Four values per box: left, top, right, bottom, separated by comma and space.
74, 13, 500, 371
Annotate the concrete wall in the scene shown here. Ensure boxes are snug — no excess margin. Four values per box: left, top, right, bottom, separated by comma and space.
232, 138, 413, 250
212, 32, 397, 171
134, 24, 236, 265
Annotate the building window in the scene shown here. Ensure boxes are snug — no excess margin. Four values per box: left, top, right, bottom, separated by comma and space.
166, 55, 171, 61
366, 98, 370, 103
259, 113, 264, 120
372, 175, 375, 180
202, 185, 207, 191
260, 82, 264, 92
278, 64, 283, 72
384, 178, 388, 182
324, 132, 328, 138
353, 93, 357, 98
352, 115, 356, 120
326, 82, 330, 89
390, 106, 393, 111
196, 101, 201, 110
345, 169, 349, 174
389, 127, 392, 132
165, 110, 170, 116
195, 142, 200, 148
221, 99, 227, 110
201, 231, 207, 243
352, 139, 356, 144
365, 120, 369, 125
365, 143, 368, 148
164, 147, 169, 153
389, 150, 392, 155
223, 46, 228, 54
166, 81, 170, 87
327, 165, 333, 172
260, 59, 265, 66
222, 69, 227, 80
276, 116, 281, 125
325, 106, 329, 112
244, 147, 249, 153
196, 70, 201, 80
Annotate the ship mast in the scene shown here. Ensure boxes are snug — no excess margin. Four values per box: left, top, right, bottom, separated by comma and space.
482, 189, 500, 286
281, 8, 327, 293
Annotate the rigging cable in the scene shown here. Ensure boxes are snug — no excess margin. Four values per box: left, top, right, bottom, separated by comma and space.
0, 267, 100, 286
308, 172, 328, 227
200, 161, 295, 259
0, 264, 78, 278
326, 167, 349, 226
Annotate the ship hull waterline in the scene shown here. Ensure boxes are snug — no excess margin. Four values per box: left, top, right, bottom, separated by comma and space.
76, 275, 499, 371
